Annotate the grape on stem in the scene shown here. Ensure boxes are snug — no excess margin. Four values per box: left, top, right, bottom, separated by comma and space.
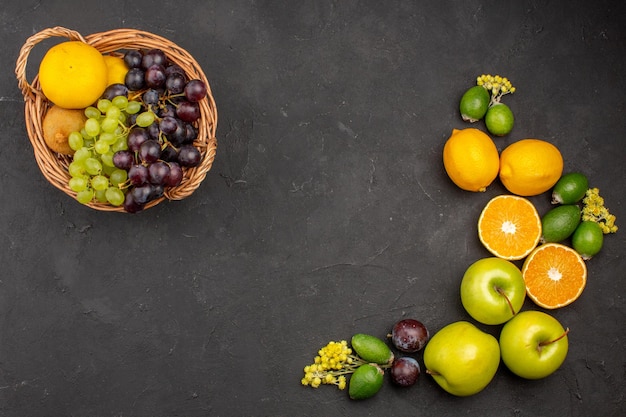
142, 89, 161, 108
159, 116, 178, 135
69, 177, 88, 192
127, 127, 149, 152
76, 189, 95, 205
145, 64, 167, 89
129, 164, 149, 186
165, 73, 186, 95
160, 144, 179, 162
135, 111, 156, 128
102, 83, 129, 101
124, 50, 143, 69
184, 79, 207, 102
158, 103, 177, 118
148, 161, 171, 185
165, 162, 183, 187
142, 49, 168, 69
131, 184, 153, 205
165, 63, 186, 78
125, 68, 145, 90
176, 101, 201, 123
123, 192, 144, 213
150, 184, 165, 200
105, 187, 125, 206
139, 140, 161, 164
184, 123, 198, 144
113, 150, 135, 170
177, 144, 202, 167
168, 119, 187, 146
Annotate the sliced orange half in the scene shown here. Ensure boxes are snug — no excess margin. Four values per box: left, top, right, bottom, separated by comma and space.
522, 243, 587, 309
478, 195, 541, 260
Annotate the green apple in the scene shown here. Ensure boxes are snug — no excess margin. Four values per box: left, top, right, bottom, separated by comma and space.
460, 257, 526, 325
424, 321, 500, 396
499, 310, 569, 379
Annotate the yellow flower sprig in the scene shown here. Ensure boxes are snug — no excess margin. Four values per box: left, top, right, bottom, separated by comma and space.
301, 340, 367, 390
582, 188, 618, 234
477, 74, 516, 106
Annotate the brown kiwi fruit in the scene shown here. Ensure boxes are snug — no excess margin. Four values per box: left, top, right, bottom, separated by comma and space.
42, 105, 87, 155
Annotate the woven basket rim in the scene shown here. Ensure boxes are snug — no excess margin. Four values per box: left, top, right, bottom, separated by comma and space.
15, 26, 218, 212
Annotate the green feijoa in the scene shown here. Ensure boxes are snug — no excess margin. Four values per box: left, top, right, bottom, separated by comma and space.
351, 334, 394, 365
348, 364, 384, 400
572, 221, 604, 260
459, 86, 490, 122
551, 172, 589, 204
541, 204, 581, 243
485, 102, 515, 136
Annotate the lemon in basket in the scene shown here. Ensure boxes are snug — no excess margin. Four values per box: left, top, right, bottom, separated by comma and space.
103, 55, 129, 86
39, 41, 108, 109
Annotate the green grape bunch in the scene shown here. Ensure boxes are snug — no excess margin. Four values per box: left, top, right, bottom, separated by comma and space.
67, 95, 142, 207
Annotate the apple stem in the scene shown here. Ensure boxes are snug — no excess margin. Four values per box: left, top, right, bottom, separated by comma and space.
539, 328, 570, 347
495, 286, 516, 316
425, 369, 439, 376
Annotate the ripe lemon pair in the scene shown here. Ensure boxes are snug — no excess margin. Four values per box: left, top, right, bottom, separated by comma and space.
39, 41, 128, 109
442, 128, 563, 196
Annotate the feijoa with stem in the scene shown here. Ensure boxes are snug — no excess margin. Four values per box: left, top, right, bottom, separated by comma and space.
552, 172, 589, 205
572, 221, 604, 260
459, 85, 490, 122
351, 334, 394, 365
485, 102, 514, 136
541, 204, 581, 243
348, 363, 385, 400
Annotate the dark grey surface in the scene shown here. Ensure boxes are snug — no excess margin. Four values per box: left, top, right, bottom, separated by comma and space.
1, 1, 625, 416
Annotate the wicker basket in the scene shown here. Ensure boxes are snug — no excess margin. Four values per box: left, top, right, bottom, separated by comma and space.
15, 26, 218, 212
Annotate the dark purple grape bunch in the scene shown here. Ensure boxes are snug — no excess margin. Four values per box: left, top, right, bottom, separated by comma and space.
112, 130, 190, 213
123, 48, 207, 123
388, 319, 430, 387
111, 48, 208, 212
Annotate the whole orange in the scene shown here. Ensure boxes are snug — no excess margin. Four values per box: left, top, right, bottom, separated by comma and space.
38, 41, 108, 109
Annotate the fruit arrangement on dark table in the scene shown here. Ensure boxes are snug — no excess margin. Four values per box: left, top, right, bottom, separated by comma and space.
3, 2, 624, 416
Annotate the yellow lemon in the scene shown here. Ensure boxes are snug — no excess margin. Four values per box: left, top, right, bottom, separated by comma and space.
499, 139, 563, 196
103, 55, 129, 86
443, 128, 500, 192
38, 41, 108, 109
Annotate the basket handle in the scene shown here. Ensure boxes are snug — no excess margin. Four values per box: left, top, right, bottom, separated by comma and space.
15, 26, 87, 102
